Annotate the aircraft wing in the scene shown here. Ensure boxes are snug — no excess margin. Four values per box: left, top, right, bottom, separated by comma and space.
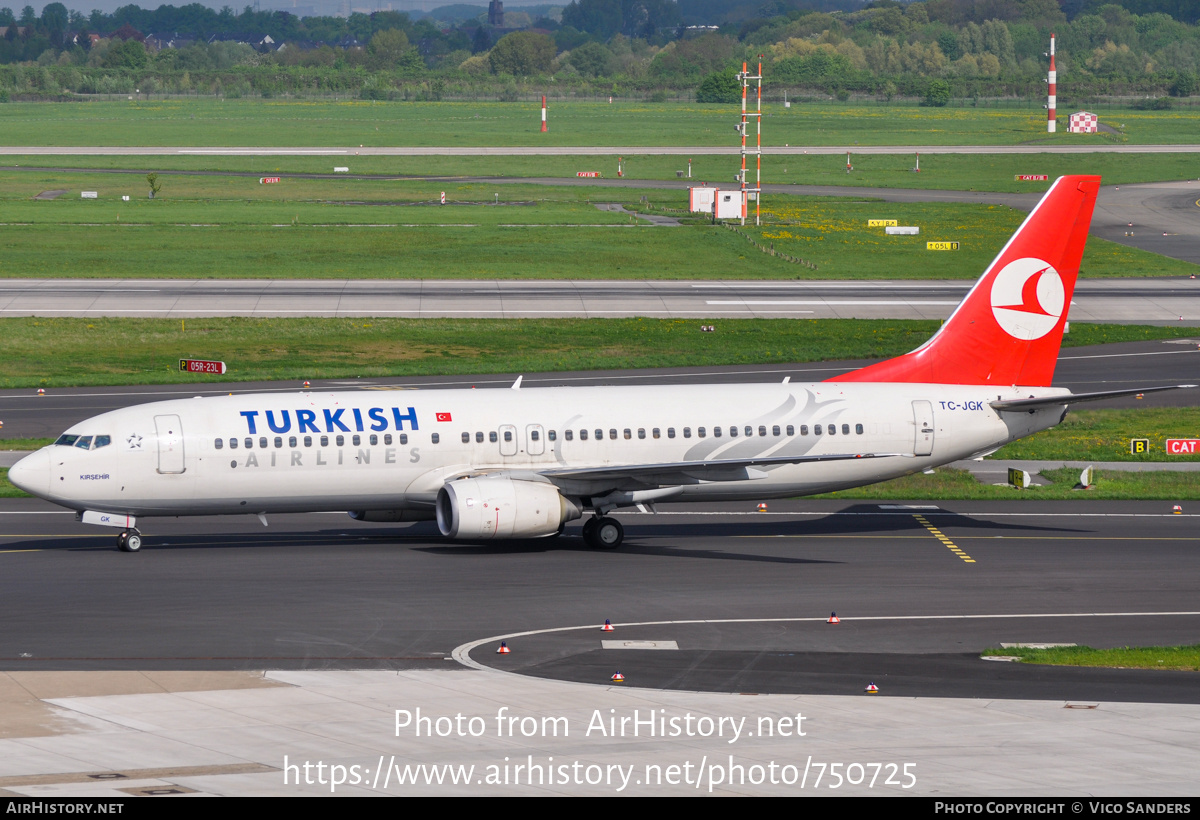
990, 384, 1197, 411
538, 451, 902, 485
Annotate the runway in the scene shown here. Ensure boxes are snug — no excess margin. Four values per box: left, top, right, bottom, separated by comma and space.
1, 277, 1198, 321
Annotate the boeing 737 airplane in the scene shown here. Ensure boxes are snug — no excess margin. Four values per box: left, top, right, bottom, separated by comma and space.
7, 175, 1194, 552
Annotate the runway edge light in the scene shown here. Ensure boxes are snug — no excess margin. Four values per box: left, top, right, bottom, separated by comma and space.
611, 671, 625, 683
497, 642, 511, 654
865, 682, 879, 693
601, 619, 614, 632
827, 612, 840, 624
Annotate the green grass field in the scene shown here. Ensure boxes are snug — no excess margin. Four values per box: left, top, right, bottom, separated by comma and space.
990, 408, 1200, 462
0, 176, 1192, 278
4, 150, 1199, 193
981, 644, 1200, 671
816, 466, 1200, 500
0, 317, 1193, 388
1, 100, 1198, 147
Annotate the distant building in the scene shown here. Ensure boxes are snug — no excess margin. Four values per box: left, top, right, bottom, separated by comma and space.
488, 0, 503, 27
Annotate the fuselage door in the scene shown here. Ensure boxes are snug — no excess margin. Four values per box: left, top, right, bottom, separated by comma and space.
154, 414, 186, 474
526, 424, 545, 456
912, 400, 934, 456
498, 424, 518, 457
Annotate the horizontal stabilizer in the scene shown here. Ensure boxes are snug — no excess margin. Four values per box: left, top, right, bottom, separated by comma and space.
990, 384, 1197, 411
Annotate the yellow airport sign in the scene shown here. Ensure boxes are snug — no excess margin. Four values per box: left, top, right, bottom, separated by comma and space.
868, 219, 898, 227
927, 241, 960, 251
1130, 438, 1149, 454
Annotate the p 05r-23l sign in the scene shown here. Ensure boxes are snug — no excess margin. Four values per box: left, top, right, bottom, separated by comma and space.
180, 359, 227, 375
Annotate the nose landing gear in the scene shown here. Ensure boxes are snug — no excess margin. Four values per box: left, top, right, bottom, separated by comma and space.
116, 529, 142, 552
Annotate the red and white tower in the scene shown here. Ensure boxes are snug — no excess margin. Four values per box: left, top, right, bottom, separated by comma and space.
541, 95, 547, 133
1047, 34, 1056, 134
737, 57, 762, 226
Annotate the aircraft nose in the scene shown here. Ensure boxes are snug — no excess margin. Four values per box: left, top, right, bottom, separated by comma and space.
8, 449, 51, 498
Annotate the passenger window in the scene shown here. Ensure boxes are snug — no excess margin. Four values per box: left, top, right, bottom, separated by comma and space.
608, 429, 617, 440
94, 435, 110, 449
786, 425, 794, 436
289, 436, 298, 447
842, 424, 850, 435
370, 434, 378, 445
476, 432, 484, 443
565, 430, 574, 441
352, 435, 361, 446
744, 426, 752, 437
814, 425, 822, 435
321, 435, 329, 447
855, 424, 864, 435
399, 433, 408, 445
683, 427, 691, 438
667, 428, 675, 439
698, 427, 706, 438
800, 425, 809, 436
462, 432, 470, 444
304, 436, 313, 447
758, 426, 767, 437
772, 425, 780, 436
431, 433, 440, 444
580, 430, 588, 441
531, 430, 540, 441
828, 425, 837, 436
274, 437, 283, 448
229, 438, 239, 450
548, 431, 557, 441
259, 437, 268, 449
595, 429, 603, 441
504, 431, 512, 442
336, 435, 345, 446
730, 426, 738, 438
214, 438, 223, 450
245, 437, 254, 449
714, 427, 722, 438
490, 431, 498, 443
385, 434, 393, 445
623, 429, 631, 440
652, 428, 660, 439
637, 429, 645, 440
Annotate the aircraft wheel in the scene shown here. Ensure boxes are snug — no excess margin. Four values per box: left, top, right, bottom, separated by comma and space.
593, 517, 624, 550
581, 517, 599, 545
116, 532, 128, 552
122, 530, 142, 553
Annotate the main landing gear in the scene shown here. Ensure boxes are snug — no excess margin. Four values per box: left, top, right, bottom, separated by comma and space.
116, 529, 142, 552
582, 516, 624, 549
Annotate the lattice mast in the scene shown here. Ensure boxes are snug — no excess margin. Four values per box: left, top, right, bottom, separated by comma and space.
738, 57, 762, 226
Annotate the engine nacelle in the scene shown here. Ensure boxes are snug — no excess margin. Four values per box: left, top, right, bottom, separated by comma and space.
348, 510, 436, 523
437, 477, 581, 539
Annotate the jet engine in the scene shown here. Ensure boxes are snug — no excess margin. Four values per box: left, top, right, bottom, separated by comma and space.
436, 477, 581, 539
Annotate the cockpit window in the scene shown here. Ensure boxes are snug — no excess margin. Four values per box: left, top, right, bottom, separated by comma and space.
93, 435, 111, 449
74, 436, 93, 449
55, 434, 80, 447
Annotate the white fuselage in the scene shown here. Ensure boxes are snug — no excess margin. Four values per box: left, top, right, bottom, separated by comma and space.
13, 381, 1068, 518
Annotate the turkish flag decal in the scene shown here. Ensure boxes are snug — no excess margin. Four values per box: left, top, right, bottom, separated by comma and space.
436, 412, 452, 422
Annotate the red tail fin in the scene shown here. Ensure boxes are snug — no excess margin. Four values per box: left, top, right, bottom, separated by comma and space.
837, 175, 1100, 387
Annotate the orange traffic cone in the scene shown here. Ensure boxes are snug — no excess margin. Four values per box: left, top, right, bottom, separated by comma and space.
496, 642, 511, 654
601, 619, 614, 632
827, 612, 840, 624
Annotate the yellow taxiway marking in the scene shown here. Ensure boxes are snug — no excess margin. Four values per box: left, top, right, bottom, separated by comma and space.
913, 514, 975, 563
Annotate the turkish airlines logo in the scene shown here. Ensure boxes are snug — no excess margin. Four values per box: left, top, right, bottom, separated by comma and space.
989, 257, 1065, 340
436, 412, 452, 422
